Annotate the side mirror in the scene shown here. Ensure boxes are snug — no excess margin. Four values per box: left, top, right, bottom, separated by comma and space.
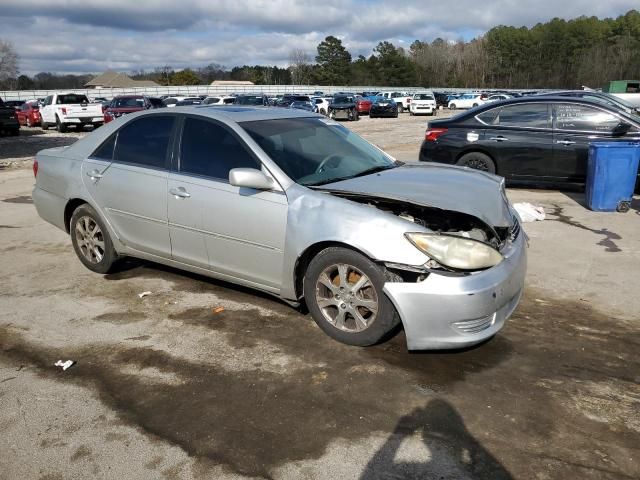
613, 121, 632, 136
229, 168, 274, 190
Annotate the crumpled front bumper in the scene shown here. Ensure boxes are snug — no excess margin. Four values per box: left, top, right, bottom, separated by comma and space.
383, 232, 527, 350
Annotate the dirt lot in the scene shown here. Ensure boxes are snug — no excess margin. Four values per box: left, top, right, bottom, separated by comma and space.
1, 115, 639, 480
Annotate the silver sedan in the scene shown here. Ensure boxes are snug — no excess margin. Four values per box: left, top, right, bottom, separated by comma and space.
33, 106, 526, 349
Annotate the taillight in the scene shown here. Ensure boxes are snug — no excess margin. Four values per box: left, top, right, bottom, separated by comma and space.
61, 107, 67, 115
425, 128, 448, 141
33, 160, 38, 177
407, 98, 411, 103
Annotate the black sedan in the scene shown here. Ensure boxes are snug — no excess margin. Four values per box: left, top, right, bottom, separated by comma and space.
419, 96, 640, 185
369, 98, 398, 118
328, 95, 359, 121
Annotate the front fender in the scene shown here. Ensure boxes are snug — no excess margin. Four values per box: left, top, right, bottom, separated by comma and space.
279, 185, 429, 299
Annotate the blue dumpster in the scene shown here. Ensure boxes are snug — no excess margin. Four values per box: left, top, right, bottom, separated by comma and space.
586, 142, 640, 212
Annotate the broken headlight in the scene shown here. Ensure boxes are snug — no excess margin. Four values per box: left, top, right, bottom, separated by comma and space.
405, 233, 503, 271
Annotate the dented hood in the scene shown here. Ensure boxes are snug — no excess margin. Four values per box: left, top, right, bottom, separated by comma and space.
317, 163, 514, 227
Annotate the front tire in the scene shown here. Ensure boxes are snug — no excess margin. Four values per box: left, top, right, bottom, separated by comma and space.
449, 104, 457, 110
70, 204, 118, 274
456, 151, 496, 174
42, 121, 49, 130
303, 247, 401, 346
397, 104, 404, 114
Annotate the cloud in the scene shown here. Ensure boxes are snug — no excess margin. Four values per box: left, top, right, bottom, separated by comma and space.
1, 0, 638, 74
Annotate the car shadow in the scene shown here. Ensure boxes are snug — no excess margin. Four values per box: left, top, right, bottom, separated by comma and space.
359, 399, 513, 479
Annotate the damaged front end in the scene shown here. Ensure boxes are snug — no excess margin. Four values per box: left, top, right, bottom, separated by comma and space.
322, 190, 519, 275
314, 189, 527, 350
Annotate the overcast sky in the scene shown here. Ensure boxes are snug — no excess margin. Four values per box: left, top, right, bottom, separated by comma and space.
2, 0, 639, 75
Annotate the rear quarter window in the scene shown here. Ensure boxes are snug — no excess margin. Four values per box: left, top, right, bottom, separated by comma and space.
114, 116, 175, 169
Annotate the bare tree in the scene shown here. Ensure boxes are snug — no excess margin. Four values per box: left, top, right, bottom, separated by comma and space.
0, 40, 19, 85
289, 49, 311, 85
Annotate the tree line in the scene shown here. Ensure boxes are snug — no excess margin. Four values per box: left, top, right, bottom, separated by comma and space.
1, 10, 639, 91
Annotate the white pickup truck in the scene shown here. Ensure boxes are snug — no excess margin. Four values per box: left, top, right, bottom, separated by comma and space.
40, 93, 104, 132
378, 91, 412, 113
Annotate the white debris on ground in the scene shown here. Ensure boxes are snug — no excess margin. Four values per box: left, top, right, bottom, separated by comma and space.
513, 202, 546, 222
138, 291, 152, 298
54, 360, 75, 371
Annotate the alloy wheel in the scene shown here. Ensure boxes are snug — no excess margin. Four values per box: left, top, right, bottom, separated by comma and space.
315, 263, 379, 332
465, 157, 490, 171
75, 215, 105, 264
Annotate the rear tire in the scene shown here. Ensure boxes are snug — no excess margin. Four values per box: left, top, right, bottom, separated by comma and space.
397, 104, 404, 114
42, 122, 49, 130
303, 247, 401, 346
56, 116, 67, 133
456, 152, 496, 174
450, 104, 457, 110
70, 204, 118, 274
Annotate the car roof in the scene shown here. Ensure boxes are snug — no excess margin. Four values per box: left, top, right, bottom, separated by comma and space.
433, 96, 639, 124
176, 105, 318, 122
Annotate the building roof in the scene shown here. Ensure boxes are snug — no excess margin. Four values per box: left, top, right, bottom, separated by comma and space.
84, 70, 159, 88
211, 80, 255, 86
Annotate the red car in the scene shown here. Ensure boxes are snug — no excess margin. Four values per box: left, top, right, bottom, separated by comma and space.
16, 102, 41, 127
104, 95, 151, 123
356, 96, 372, 114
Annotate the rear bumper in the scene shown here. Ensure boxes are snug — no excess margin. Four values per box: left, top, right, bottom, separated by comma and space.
370, 108, 397, 117
384, 231, 527, 350
1, 118, 19, 130
410, 104, 435, 114
62, 116, 104, 124
33, 186, 67, 232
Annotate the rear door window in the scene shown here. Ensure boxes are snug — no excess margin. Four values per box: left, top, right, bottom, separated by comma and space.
114, 115, 175, 169
179, 117, 258, 181
554, 104, 621, 132
477, 104, 550, 128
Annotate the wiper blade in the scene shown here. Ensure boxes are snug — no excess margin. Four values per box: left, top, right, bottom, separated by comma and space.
305, 164, 397, 187
346, 164, 396, 180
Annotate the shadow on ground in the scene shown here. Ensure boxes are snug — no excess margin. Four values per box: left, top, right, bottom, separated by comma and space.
360, 399, 513, 479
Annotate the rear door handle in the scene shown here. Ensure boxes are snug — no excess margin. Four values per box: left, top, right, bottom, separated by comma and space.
556, 140, 576, 145
86, 170, 103, 179
169, 187, 191, 199
489, 136, 509, 142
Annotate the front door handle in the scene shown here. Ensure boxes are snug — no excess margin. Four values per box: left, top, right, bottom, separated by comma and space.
169, 187, 191, 199
86, 170, 103, 180
489, 136, 508, 142
556, 140, 576, 145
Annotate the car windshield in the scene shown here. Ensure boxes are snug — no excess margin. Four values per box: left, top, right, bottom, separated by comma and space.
236, 96, 264, 105
596, 93, 636, 110
414, 94, 434, 100
241, 117, 396, 186
57, 94, 89, 104
113, 97, 144, 108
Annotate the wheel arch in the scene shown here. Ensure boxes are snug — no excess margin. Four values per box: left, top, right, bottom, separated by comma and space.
293, 241, 377, 301
64, 198, 88, 233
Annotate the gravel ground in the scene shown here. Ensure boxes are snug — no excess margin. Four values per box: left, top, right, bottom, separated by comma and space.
1, 112, 639, 480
